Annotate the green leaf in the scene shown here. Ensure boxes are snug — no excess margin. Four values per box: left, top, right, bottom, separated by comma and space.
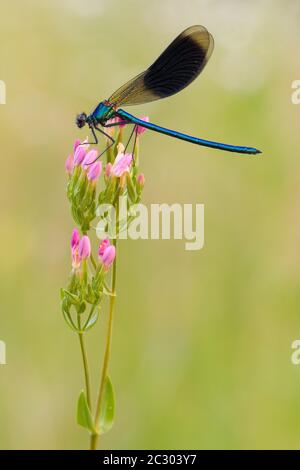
77, 390, 95, 433
97, 376, 115, 435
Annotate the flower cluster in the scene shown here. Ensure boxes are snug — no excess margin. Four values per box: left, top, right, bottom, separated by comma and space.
66, 140, 102, 233
70, 228, 116, 271
61, 118, 147, 353
61, 228, 117, 332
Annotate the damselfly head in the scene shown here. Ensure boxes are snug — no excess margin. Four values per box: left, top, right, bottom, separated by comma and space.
76, 112, 87, 128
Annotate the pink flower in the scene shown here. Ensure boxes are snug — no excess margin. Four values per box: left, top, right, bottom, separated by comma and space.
111, 150, 133, 177
101, 245, 116, 268
74, 145, 87, 166
136, 116, 149, 136
98, 239, 116, 268
105, 162, 112, 179
137, 173, 145, 186
105, 116, 127, 136
65, 154, 74, 174
73, 139, 81, 152
115, 116, 127, 129
105, 118, 117, 137
65, 139, 89, 175
107, 116, 127, 129
78, 235, 91, 259
82, 150, 98, 170
87, 161, 102, 181
71, 228, 80, 249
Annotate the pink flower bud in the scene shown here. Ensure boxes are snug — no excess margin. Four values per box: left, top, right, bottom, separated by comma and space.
71, 228, 80, 249
78, 235, 91, 259
111, 152, 133, 177
137, 173, 145, 186
105, 162, 112, 178
65, 154, 74, 174
101, 245, 116, 268
136, 116, 149, 136
74, 145, 86, 166
82, 150, 98, 170
98, 239, 116, 268
98, 238, 110, 257
117, 142, 125, 153
87, 161, 102, 181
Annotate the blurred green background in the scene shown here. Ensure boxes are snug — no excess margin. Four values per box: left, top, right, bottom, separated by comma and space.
1, 0, 300, 449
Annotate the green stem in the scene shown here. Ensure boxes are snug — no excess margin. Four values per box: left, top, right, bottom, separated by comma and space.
90, 433, 98, 451
90, 253, 97, 271
77, 315, 92, 410
90, 226, 118, 450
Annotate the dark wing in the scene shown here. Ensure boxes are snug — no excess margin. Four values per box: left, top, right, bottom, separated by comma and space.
108, 25, 214, 107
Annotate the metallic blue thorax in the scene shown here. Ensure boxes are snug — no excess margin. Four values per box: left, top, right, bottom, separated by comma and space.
90, 101, 115, 124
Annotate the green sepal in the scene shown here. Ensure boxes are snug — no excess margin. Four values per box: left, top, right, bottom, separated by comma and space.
77, 301, 86, 314
92, 268, 104, 294
60, 288, 65, 301
83, 309, 99, 331
98, 189, 107, 205
104, 177, 117, 204
61, 302, 78, 332
61, 288, 81, 306
85, 284, 97, 304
